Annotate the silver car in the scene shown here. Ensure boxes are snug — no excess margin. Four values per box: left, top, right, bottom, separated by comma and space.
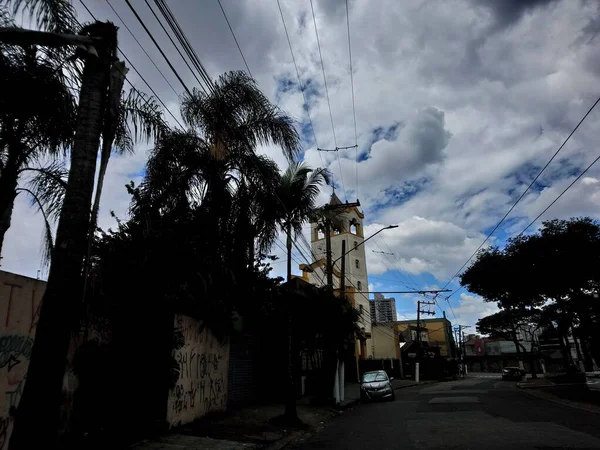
586, 372, 600, 391
360, 370, 395, 402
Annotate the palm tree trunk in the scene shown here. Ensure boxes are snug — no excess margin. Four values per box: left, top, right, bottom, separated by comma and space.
0, 187, 17, 260
9, 24, 117, 450
0, 155, 20, 260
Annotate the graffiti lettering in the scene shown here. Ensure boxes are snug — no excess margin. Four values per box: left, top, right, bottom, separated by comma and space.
0, 335, 33, 368
167, 315, 228, 427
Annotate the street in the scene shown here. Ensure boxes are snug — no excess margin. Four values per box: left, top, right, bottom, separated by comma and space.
290, 375, 600, 450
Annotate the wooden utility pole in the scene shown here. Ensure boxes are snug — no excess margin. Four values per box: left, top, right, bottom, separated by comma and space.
324, 218, 334, 286
2, 23, 121, 450
415, 300, 435, 382
340, 239, 346, 294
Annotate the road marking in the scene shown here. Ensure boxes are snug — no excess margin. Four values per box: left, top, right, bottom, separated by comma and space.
422, 389, 488, 395
429, 396, 480, 404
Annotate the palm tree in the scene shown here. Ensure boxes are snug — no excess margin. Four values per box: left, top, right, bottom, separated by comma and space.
0, 33, 77, 258
4, 2, 123, 445
140, 70, 301, 254
276, 162, 330, 281
273, 161, 329, 424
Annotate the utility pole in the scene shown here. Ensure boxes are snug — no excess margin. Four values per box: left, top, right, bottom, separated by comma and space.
415, 300, 435, 382
455, 325, 470, 377
340, 239, 346, 295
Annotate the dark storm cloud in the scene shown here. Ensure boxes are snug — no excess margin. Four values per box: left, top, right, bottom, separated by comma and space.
475, 0, 561, 29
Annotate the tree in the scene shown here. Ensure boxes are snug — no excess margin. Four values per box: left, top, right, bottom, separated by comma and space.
476, 308, 541, 377
0, 27, 76, 257
462, 217, 600, 374
276, 162, 330, 281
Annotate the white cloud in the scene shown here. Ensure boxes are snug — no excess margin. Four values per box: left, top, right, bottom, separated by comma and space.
363, 218, 489, 280
3, 0, 600, 315
452, 293, 500, 330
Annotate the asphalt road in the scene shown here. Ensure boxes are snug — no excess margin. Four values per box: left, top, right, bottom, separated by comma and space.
289, 375, 600, 450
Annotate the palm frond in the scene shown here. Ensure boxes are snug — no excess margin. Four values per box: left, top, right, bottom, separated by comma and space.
181, 70, 301, 162
114, 89, 168, 155
277, 162, 329, 238
22, 160, 68, 223
0, 6, 15, 26
10, 0, 78, 33
16, 187, 55, 266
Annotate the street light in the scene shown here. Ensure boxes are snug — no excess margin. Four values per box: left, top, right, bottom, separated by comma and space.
332, 224, 398, 268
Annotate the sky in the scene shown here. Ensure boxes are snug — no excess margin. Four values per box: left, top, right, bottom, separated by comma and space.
3, 0, 600, 331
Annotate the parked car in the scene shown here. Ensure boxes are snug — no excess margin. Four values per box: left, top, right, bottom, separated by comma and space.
502, 367, 525, 381
360, 370, 395, 402
586, 372, 600, 391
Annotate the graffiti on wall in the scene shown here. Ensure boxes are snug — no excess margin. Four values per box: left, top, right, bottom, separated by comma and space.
0, 274, 43, 450
167, 315, 229, 427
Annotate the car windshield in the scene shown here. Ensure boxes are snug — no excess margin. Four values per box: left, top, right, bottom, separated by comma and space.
362, 372, 388, 382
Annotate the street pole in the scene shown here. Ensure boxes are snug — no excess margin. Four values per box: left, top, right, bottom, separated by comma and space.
340, 239, 346, 294
324, 219, 333, 287
415, 300, 435, 383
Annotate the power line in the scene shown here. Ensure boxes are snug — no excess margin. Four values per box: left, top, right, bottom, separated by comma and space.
345, 0, 359, 200
309, 0, 346, 199
440, 94, 600, 295
77, 0, 184, 129
518, 153, 600, 236
141, 0, 207, 94
103, 0, 179, 97
276, 0, 325, 168
153, 0, 215, 92
217, 0, 252, 77
309, 0, 337, 148
124, 0, 192, 96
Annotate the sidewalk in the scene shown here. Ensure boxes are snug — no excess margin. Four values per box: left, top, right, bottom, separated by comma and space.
131, 383, 357, 450
130, 379, 439, 450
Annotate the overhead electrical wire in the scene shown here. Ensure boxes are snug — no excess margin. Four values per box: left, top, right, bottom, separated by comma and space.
82, 0, 323, 282
124, 0, 193, 96
440, 93, 600, 298
141, 0, 208, 94
276, 0, 325, 168
103, 0, 179, 97
309, 0, 346, 200
78, 0, 184, 129
153, 0, 215, 92
217, 0, 252, 77
345, 0, 359, 200
519, 153, 600, 235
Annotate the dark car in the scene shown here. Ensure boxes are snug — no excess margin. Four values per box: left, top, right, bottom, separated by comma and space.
360, 370, 395, 402
502, 367, 525, 381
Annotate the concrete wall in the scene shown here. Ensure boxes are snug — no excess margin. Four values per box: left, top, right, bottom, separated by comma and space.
396, 319, 453, 357
167, 314, 229, 428
0, 270, 45, 450
371, 324, 399, 359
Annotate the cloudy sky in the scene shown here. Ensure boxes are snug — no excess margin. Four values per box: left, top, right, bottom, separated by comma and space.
4, 0, 600, 330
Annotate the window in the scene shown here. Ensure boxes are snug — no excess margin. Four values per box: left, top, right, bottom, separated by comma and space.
355, 259, 360, 269
357, 281, 362, 291
359, 304, 364, 314
353, 241, 358, 250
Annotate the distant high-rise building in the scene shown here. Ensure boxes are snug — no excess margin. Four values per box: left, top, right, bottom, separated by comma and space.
370, 293, 397, 323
